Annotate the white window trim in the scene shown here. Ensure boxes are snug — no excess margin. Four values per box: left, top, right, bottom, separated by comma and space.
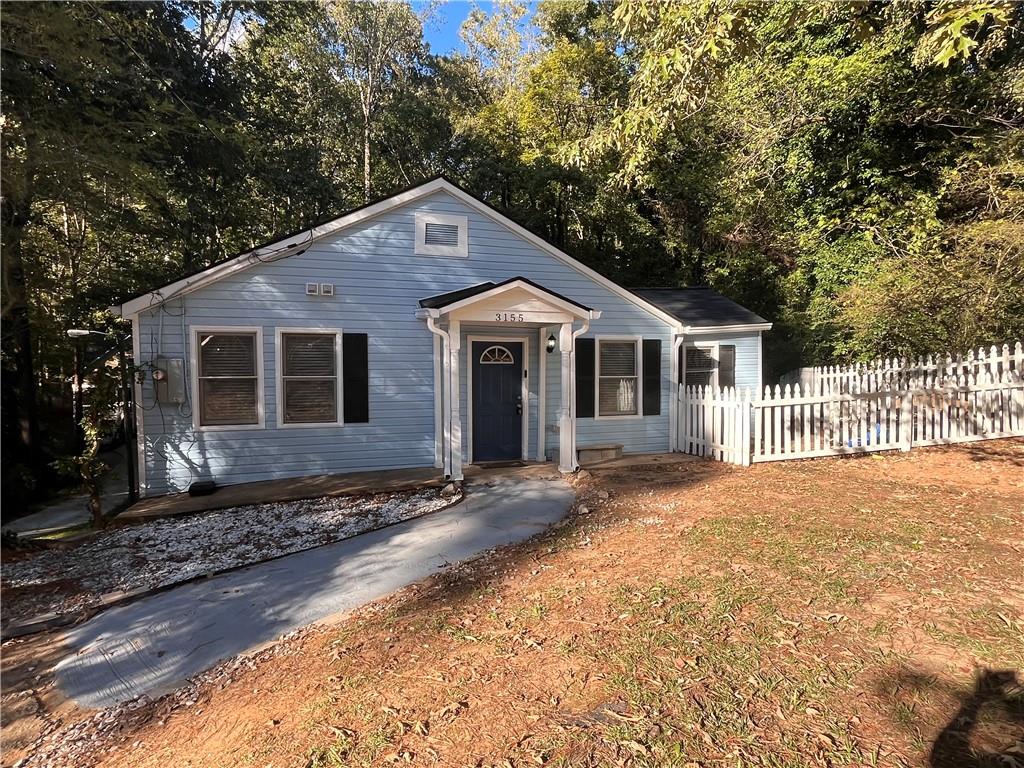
682, 341, 720, 390
466, 334, 530, 463
415, 212, 468, 258
594, 335, 644, 420
190, 325, 266, 432
274, 328, 345, 428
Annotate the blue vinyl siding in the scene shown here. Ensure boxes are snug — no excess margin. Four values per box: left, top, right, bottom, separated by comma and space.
136, 189, 678, 495
680, 332, 762, 392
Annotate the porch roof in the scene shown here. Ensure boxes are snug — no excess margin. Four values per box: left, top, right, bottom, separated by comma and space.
419, 276, 593, 313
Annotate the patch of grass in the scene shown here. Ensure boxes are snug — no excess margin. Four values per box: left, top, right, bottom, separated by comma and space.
543, 571, 885, 767
30, 522, 94, 540
304, 739, 352, 768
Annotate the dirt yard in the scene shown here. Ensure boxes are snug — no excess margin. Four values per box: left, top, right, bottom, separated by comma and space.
4, 440, 1023, 768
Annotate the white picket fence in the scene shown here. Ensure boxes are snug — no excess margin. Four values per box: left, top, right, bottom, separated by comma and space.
678, 368, 1024, 466
786, 342, 1023, 394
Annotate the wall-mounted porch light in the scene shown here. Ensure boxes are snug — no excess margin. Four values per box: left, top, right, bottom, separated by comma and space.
546, 334, 557, 354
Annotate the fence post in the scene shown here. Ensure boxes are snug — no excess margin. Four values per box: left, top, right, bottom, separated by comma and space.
742, 389, 752, 466
900, 388, 913, 451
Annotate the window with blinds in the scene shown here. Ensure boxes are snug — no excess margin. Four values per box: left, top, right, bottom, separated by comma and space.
198, 332, 259, 426
281, 333, 338, 424
684, 346, 716, 388
597, 340, 639, 416
683, 345, 735, 389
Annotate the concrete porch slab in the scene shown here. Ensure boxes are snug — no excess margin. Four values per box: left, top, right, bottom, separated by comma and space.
118, 462, 562, 524
118, 466, 448, 523
115, 452, 688, 525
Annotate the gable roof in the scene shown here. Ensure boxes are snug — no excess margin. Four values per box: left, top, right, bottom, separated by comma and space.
109, 177, 683, 329
419, 277, 593, 312
632, 288, 771, 331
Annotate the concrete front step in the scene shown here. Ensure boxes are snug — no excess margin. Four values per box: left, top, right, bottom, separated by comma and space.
551, 444, 624, 467
578, 444, 624, 464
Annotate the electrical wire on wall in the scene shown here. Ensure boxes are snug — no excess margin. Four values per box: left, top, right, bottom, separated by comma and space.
134, 222, 317, 490
141, 298, 198, 490
141, 227, 314, 312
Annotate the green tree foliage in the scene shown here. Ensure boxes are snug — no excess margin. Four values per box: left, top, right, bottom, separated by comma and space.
1, 0, 1021, 510
593, 0, 1022, 369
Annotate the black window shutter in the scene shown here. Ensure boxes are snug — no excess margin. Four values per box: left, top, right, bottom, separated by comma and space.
575, 337, 595, 418
719, 345, 736, 389
642, 339, 662, 416
342, 333, 369, 423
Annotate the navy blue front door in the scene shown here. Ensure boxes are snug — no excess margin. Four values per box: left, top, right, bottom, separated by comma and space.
472, 341, 523, 462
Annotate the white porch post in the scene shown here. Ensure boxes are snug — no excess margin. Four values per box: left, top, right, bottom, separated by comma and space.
537, 327, 547, 462
449, 319, 463, 480
441, 334, 452, 477
433, 333, 444, 468
558, 322, 575, 473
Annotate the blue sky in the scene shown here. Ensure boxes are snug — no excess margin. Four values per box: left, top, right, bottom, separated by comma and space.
422, 1, 538, 56
422, 1, 477, 55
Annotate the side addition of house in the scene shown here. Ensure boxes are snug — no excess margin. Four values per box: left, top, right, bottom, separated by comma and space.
109, 178, 771, 497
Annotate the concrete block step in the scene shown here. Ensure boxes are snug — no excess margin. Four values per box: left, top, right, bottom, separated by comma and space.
577, 443, 624, 465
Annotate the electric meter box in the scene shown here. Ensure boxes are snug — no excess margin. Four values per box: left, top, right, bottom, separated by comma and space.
154, 357, 186, 404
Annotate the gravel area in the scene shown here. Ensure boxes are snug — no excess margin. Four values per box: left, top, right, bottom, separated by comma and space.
12, 625, 319, 768
1, 488, 459, 626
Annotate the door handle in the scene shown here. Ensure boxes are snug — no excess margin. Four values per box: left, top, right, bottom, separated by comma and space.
516, 396, 523, 415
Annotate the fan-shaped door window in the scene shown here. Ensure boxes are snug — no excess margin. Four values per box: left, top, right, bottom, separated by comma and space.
480, 345, 515, 364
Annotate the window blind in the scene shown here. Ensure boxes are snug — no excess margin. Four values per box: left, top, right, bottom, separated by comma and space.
282, 333, 337, 424
197, 333, 258, 426
598, 340, 638, 416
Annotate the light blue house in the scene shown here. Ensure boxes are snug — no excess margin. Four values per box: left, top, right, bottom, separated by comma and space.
110, 178, 771, 497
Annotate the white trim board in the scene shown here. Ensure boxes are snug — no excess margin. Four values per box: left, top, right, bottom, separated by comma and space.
415, 211, 468, 258
440, 279, 596, 321
466, 334, 530, 464
537, 327, 548, 462
111, 178, 681, 330
683, 323, 773, 335
273, 327, 345, 429
189, 325, 267, 432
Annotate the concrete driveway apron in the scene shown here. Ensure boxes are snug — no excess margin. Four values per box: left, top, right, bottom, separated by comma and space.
55, 475, 573, 709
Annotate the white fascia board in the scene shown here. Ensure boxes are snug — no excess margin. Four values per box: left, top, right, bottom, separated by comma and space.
438, 279, 593, 319
679, 322, 773, 335
112, 179, 454, 318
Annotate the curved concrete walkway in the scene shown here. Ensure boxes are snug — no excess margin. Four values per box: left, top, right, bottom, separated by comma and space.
55, 476, 572, 709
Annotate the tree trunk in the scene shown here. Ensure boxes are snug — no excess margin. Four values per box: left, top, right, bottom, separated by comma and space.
1, 191, 40, 471
363, 115, 372, 202
72, 345, 85, 454
88, 481, 104, 529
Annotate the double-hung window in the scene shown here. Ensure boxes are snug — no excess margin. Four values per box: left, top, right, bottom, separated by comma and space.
597, 339, 639, 417
197, 331, 262, 427
683, 344, 736, 389
279, 332, 341, 425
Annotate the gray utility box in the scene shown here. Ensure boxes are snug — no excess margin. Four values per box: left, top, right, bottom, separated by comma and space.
154, 357, 186, 403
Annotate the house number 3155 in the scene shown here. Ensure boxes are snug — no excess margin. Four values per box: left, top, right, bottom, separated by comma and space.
495, 312, 525, 322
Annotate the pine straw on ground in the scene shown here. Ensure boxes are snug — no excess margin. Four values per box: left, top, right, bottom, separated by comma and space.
17, 440, 1024, 767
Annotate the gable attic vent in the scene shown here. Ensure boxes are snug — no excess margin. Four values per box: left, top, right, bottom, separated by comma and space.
415, 212, 468, 258
424, 221, 460, 246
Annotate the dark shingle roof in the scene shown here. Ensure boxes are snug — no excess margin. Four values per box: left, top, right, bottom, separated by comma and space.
419, 276, 593, 311
632, 287, 769, 328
